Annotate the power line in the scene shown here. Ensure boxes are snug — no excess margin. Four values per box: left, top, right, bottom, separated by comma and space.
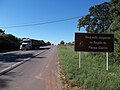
0, 16, 82, 28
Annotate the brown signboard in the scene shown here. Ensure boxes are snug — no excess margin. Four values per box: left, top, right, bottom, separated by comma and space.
75, 33, 114, 52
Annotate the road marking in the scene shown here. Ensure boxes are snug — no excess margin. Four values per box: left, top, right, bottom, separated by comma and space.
35, 73, 45, 80
0, 50, 47, 76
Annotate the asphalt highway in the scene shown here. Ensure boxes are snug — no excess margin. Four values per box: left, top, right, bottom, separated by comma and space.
0, 46, 60, 90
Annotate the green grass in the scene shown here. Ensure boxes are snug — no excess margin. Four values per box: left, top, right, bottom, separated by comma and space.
58, 45, 120, 90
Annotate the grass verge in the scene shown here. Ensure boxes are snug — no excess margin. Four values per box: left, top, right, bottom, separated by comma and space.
58, 45, 120, 90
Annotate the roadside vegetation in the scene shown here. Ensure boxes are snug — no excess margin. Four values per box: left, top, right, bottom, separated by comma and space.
0, 29, 21, 52
0, 29, 52, 53
78, 0, 120, 61
58, 45, 120, 90
58, 1, 120, 89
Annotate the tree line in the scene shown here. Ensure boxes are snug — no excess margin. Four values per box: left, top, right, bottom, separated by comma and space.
0, 29, 51, 52
59, 40, 74, 45
0, 29, 21, 52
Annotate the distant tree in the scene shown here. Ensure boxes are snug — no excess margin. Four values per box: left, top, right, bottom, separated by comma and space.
72, 41, 75, 45
0, 29, 5, 34
40, 40, 47, 46
46, 41, 51, 46
5, 34, 19, 43
60, 40, 65, 45
0, 31, 21, 52
66, 41, 74, 45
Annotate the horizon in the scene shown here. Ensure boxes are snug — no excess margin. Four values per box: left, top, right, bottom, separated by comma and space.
0, 0, 109, 44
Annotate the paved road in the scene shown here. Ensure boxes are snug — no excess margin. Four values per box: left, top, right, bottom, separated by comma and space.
0, 48, 46, 71
0, 46, 60, 90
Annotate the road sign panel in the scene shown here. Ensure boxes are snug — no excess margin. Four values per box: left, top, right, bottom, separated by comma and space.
75, 33, 114, 52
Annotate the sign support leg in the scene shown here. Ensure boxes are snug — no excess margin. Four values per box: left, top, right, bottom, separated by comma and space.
79, 52, 81, 69
106, 52, 108, 71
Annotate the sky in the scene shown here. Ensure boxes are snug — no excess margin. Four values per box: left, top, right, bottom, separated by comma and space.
0, 0, 110, 44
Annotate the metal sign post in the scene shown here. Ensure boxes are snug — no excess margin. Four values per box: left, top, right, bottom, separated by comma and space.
106, 52, 109, 71
79, 52, 81, 69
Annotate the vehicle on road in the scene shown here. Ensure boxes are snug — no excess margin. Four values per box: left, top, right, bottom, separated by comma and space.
20, 38, 41, 50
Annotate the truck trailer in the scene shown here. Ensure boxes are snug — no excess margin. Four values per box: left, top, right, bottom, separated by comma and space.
20, 38, 41, 50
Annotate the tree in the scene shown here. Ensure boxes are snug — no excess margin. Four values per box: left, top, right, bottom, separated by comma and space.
5, 34, 19, 43
108, 0, 120, 60
77, 0, 120, 61
0, 30, 21, 52
0, 29, 5, 34
60, 40, 65, 45
77, 2, 112, 33
66, 41, 74, 45
108, 15, 120, 60
110, 0, 120, 19
39, 40, 46, 46
46, 41, 51, 46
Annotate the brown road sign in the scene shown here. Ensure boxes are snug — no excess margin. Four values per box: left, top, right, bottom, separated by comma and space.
75, 33, 114, 52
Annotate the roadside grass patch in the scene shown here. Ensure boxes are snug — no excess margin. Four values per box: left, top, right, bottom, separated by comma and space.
58, 45, 120, 90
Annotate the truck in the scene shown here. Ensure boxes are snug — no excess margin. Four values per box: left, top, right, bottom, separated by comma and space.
20, 38, 41, 50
